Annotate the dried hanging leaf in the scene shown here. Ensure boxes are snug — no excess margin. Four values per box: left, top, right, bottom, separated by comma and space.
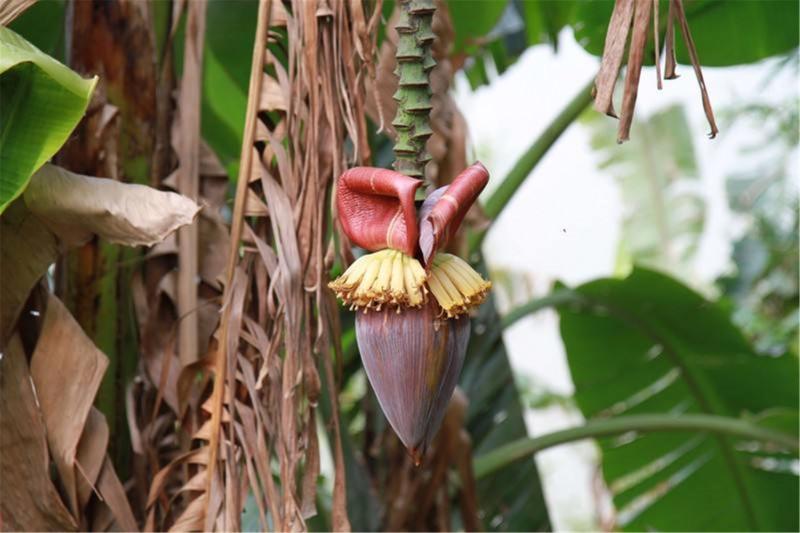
617, 0, 652, 143
23, 164, 200, 247
593, 0, 718, 141
670, 0, 718, 138
197, 0, 381, 530
652, 0, 662, 89
0, 292, 140, 530
75, 408, 109, 512
30, 294, 109, 519
593, 0, 634, 118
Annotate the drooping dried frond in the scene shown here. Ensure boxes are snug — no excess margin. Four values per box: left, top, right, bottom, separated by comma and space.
176, 0, 384, 530
594, 0, 718, 142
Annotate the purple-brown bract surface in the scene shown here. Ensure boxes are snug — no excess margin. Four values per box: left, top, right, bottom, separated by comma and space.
356, 301, 470, 463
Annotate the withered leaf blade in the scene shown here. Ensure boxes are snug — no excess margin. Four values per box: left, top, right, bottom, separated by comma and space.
664, 0, 679, 80
671, 0, 718, 138
617, 0, 653, 143
653, 0, 662, 90
593, 0, 635, 118
23, 164, 200, 247
0, 336, 78, 531
356, 301, 470, 461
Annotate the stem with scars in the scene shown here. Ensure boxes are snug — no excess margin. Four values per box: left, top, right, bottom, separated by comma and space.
392, 0, 436, 180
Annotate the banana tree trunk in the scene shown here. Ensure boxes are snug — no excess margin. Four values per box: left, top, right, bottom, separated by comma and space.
57, 0, 161, 479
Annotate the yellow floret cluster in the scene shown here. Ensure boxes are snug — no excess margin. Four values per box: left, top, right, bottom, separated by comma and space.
329, 249, 491, 317
427, 253, 492, 318
329, 249, 428, 310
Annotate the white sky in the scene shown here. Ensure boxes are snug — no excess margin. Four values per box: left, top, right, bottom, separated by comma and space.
455, 28, 798, 531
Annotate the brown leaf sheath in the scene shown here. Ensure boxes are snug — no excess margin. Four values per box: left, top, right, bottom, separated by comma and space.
593, 0, 635, 118
617, 0, 653, 143
355, 301, 470, 461
419, 161, 489, 265
336, 166, 423, 256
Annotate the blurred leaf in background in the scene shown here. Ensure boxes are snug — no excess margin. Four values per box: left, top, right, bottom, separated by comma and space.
558, 268, 799, 531
717, 55, 799, 356
586, 104, 705, 280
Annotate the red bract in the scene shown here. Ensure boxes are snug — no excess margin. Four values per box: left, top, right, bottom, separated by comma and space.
336, 162, 489, 263
356, 300, 470, 462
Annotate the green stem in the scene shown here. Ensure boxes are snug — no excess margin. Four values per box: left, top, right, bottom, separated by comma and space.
469, 77, 595, 252
500, 289, 581, 330
473, 413, 799, 480
392, 0, 435, 179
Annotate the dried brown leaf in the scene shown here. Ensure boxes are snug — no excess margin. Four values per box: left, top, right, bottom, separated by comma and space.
260, 74, 287, 112
664, 0, 678, 79
0, 335, 78, 531
0, 199, 60, 346
653, 0, 662, 90
670, 0, 718, 138
96, 455, 139, 531
593, 0, 635, 118
75, 408, 109, 511
175, 0, 207, 367
617, 0, 653, 143
30, 294, 109, 518
23, 164, 200, 247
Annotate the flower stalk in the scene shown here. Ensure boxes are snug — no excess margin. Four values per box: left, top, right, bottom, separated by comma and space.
392, 0, 436, 180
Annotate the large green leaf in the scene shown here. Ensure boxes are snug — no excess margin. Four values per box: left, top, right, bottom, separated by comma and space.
558, 267, 799, 531
0, 26, 96, 213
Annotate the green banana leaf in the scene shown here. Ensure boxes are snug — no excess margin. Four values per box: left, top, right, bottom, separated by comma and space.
558, 267, 799, 531
0, 26, 96, 213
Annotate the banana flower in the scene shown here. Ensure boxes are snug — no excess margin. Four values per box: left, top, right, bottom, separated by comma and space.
329, 162, 491, 462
